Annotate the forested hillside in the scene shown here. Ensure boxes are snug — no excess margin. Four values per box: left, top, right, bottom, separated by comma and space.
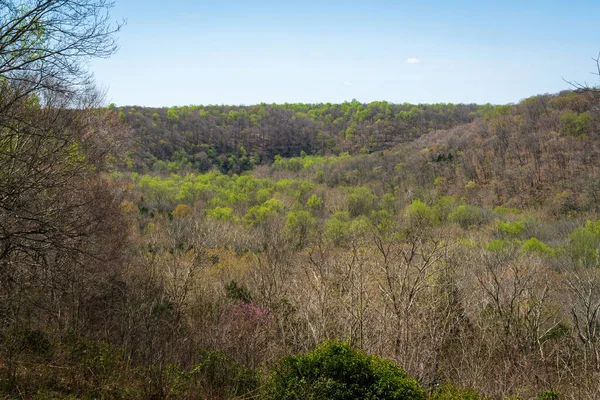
117, 101, 480, 173
98, 88, 600, 398
5, 0, 600, 399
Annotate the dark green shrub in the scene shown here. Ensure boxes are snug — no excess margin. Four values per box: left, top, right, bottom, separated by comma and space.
537, 390, 560, 400
225, 280, 252, 303
263, 341, 425, 400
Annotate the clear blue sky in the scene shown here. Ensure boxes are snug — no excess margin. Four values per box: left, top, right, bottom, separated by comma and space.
90, 0, 600, 107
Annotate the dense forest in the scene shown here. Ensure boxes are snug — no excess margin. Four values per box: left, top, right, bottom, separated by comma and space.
117, 101, 480, 173
3, 1, 600, 399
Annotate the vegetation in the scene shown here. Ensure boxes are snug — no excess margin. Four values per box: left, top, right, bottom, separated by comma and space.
263, 341, 425, 400
4, 0, 600, 399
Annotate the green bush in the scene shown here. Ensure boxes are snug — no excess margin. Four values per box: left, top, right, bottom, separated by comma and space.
263, 341, 425, 400
521, 237, 555, 257
433, 196, 457, 222
207, 206, 234, 221
495, 220, 525, 237
536, 390, 560, 400
285, 210, 317, 248
408, 200, 437, 227
569, 220, 600, 268
561, 111, 592, 137
347, 187, 377, 217
449, 205, 489, 229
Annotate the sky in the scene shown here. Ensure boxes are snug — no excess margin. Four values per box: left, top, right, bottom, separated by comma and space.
90, 0, 600, 107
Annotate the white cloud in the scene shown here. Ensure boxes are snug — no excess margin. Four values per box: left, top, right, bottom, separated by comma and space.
343, 81, 354, 87
406, 57, 421, 64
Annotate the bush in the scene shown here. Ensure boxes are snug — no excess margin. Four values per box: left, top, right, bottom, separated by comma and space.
207, 206, 234, 221
263, 341, 425, 400
537, 390, 560, 400
449, 205, 489, 229
172, 204, 193, 218
521, 237, 555, 257
408, 200, 437, 227
496, 220, 525, 237
347, 187, 377, 217
284, 210, 317, 248
569, 220, 600, 268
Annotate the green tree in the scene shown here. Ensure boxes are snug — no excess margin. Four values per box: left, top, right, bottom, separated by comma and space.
285, 210, 317, 248
569, 220, 600, 268
263, 342, 425, 400
347, 186, 376, 217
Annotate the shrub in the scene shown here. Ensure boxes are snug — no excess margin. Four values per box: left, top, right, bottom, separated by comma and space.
408, 200, 437, 227
569, 220, 600, 268
307, 194, 324, 211
487, 239, 512, 253
243, 199, 283, 226
561, 111, 592, 137
496, 220, 525, 237
521, 237, 555, 257
347, 187, 377, 217
172, 204, 193, 218
536, 390, 560, 400
284, 210, 317, 248
449, 205, 489, 229
434, 196, 457, 222
263, 341, 425, 400
207, 206, 234, 221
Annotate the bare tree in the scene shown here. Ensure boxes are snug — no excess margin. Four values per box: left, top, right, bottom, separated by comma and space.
0, 0, 123, 100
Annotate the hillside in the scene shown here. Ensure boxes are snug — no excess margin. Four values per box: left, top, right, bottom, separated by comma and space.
116, 101, 480, 173
88, 89, 600, 398
6, 0, 600, 398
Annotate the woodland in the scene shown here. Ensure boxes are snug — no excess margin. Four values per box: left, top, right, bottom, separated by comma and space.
3, 1, 600, 399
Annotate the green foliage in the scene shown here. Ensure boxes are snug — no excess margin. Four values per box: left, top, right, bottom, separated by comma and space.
285, 210, 317, 247
263, 341, 425, 400
380, 193, 398, 213
487, 239, 512, 253
434, 196, 458, 222
493, 206, 522, 215
347, 187, 376, 217
307, 194, 324, 211
449, 205, 489, 229
244, 199, 283, 226
225, 280, 252, 303
371, 209, 394, 236
324, 212, 352, 246
521, 237, 555, 257
273, 154, 348, 172
568, 220, 600, 268
536, 390, 561, 400
496, 220, 526, 237
324, 212, 373, 246
561, 111, 592, 137
482, 103, 512, 122
166, 107, 179, 121
407, 200, 437, 226
207, 206, 234, 221
256, 188, 273, 203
